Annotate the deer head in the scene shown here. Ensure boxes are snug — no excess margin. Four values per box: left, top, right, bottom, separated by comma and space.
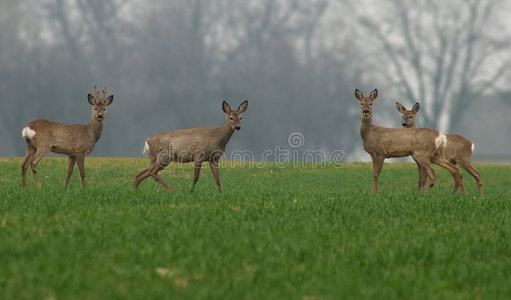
88, 86, 114, 122
222, 100, 248, 131
355, 89, 378, 119
396, 102, 420, 128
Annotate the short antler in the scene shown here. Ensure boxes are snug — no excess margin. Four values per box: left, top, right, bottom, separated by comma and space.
93, 85, 108, 102
102, 86, 108, 100
93, 85, 101, 100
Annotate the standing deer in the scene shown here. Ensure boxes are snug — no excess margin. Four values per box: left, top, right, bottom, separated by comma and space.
396, 102, 482, 195
133, 100, 248, 192
21, 86, 114, 189
355, 89, 465, 194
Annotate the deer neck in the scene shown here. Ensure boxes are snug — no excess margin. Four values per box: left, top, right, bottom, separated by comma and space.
88, 117, 104, 143
217, 121, 235, 147
360, 116, 373, 141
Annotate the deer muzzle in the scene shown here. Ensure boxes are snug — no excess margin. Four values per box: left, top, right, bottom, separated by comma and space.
235, 126, 241, 131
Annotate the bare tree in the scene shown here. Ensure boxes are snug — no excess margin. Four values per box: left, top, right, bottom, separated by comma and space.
356, 0, 511, 132
0, 0, 360, 159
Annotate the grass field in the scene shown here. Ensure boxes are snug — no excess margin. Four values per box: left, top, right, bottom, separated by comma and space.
1, 157, 510, 299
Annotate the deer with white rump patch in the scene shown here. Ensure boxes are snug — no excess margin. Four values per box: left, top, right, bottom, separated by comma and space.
21, 86, 113, 188
396, 102, 482, 195
355, 89, 465, 194
133, 100, 248, 192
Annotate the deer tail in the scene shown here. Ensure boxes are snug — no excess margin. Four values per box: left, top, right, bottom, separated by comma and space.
435, 132, 447, 150
22, 127, 36, 140
143, 139, 150, 154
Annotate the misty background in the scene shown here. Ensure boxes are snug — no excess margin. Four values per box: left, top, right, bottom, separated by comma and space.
1, 0, 510, 162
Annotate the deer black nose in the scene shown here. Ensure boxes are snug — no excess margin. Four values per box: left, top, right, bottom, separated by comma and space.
402, 123, 407, 127
363, 110, 369, 114
235, 126, 241, 131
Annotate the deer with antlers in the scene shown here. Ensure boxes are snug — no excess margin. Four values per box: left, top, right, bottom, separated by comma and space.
355, 89, 465, 194
396, 102, 482, 195
21, 86, 114, 189
133, 100, 248, 192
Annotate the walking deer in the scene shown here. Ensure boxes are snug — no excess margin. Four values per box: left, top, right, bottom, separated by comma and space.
21, 86, 114, 189
133, 100, 248, 192
355, 89, 465, 194
396, 102, 482, 195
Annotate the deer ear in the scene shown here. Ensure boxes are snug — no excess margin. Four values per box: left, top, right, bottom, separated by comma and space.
369, 89, 378, 100
412, 102, 420, 113
104, 95, 114, 106
354, 89, 363, 101
396, 102, 406, 113
222, 101, 231, 113
88, 94, 96, 105
237, 100, 248, 113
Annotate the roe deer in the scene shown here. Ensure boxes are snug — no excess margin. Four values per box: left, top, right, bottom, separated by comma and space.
21, 86, 114, 189
396, 102, 482, 195
355, 89, 465, 194
133, 100, 248, 192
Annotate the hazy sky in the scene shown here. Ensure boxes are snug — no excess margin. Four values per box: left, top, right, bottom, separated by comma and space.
1, 0, 510, 162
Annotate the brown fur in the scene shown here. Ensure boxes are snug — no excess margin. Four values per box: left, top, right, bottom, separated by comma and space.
133, 100, 248, 192
355, 89, 465, 194
396, 102, 482, 195
21, 86, 113, 189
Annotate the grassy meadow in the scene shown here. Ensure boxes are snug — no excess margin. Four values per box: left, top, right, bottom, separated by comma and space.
0, 157, 510, 299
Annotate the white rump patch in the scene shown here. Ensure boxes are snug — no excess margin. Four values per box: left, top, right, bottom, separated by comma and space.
435, 133, 447, 149
143, 140, 150, 154
471, 143, 475, 152
22, 127, 36, 139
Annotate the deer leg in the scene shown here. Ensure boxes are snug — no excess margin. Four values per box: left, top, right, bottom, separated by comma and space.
413, 156, 436, 193
431, 155, 466, 195
190, 161, 203, 191
76, 156, 86, 189
423, 167, 437, 192
209, 160, 222, 193
30, 147, 50, 188
416, 157, 438, 192
447, 158, 459, 194
133, 155, 169, 190
371, 155, 385, 193
65, 156, 76, 186
133, 167, 152, 190
414, 160, 428, 193
151, 167, 173, 192
424, 164, 437, 192
459, 160, 483, 195
21, 144, 36, 188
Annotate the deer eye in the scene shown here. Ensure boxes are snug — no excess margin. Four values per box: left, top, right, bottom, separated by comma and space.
94, 108, 98, 111
409, 116, 412, 118
239, 117, 242, 120
229, 117, 234, 120
369, 103, 372, 106
360, 103, 363, 106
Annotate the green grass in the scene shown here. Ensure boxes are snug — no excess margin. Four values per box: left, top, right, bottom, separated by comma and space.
1, 157, 510, 299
